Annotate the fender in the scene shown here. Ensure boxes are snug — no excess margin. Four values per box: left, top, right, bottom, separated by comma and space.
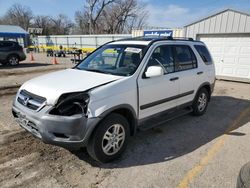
96, 104, 138, 136
195, 82, 213, 101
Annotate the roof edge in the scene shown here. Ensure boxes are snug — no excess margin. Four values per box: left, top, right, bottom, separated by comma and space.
184, 8, 250, 27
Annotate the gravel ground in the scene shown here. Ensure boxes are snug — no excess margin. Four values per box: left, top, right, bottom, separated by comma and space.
0, 53, 76, 95
0, 73, 249, 187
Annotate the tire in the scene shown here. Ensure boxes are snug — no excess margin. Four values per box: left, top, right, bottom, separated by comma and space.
237, 162, 250, 188
192, 88, 209, 116
7, 55, 19, 66
87, 113, 130, 163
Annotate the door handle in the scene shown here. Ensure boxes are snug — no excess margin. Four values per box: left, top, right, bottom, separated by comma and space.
197, 71, 203, 75
170, 77, 179, 81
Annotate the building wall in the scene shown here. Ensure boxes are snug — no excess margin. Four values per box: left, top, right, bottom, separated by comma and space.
185, 10, 250, 39
37, 34, 131, 49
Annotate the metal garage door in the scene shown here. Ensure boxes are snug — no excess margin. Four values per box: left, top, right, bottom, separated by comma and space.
198, 34, 250, 82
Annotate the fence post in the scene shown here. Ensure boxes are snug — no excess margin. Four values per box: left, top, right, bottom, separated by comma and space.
80, 36, 83, 48
95, 36, 98, 48
67, 37, 69, 49
55, 37, 57, 47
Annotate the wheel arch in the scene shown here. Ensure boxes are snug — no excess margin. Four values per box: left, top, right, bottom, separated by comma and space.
90, 104, 138, 140
7, 53, 20, 60
196, 82, 212, 101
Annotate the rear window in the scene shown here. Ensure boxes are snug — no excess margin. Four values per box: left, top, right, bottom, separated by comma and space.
194, 45, 212, 65
173, 45, 197, 71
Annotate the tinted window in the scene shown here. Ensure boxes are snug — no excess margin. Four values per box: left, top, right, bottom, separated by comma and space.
173, 45, 197, 71
0, 42, 13, 48
194, 45, 212, 65
147, 45, 174, 73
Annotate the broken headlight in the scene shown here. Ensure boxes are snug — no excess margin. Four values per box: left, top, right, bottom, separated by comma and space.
49, 92, 89, 116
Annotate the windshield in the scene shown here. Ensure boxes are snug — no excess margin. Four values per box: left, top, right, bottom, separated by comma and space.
76, 44, 147, 76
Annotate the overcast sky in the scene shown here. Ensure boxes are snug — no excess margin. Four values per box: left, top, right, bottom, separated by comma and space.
0, 0, 250, 28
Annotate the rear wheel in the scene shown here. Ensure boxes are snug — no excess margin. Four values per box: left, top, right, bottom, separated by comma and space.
87, 113, 129, 163
7, 55, 19, 66
192, 88, 209, 116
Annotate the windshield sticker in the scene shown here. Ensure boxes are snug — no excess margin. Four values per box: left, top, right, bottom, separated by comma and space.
125, 47, 142, 53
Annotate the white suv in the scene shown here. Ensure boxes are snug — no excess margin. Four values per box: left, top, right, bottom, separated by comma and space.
12, 37, 215, 163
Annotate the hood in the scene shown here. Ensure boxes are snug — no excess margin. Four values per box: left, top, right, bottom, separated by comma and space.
20, 69, 122, 105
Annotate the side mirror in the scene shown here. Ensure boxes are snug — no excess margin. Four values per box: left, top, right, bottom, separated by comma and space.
145, 66, 164, 78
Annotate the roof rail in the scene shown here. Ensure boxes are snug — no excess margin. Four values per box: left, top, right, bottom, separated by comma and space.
117, 36, 195, 42
172, 37, 194, 41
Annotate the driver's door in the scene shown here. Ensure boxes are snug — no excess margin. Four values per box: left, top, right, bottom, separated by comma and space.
137, 45, 180, 119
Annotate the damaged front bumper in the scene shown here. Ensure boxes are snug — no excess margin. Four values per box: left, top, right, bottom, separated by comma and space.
12, 100, 100, 149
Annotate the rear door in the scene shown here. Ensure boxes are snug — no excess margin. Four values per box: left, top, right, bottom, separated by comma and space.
0, 42, 12, 61
171, 45, 198, 106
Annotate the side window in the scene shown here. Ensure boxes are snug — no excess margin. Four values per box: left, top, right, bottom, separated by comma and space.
194, 45, 212, 65
173, 45, 197, 71
1, 42, 13, 48
147, 45, 175, 73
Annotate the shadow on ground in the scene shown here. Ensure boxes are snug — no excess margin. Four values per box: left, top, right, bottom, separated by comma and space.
72, 96, 250, 168
0, 63, 50, 69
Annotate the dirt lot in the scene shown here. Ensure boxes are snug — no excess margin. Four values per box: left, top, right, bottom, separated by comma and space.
0, 53, 75, 96
0, 59, 249, 188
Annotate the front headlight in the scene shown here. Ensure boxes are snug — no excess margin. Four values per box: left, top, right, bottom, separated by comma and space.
49, 92, 89, 116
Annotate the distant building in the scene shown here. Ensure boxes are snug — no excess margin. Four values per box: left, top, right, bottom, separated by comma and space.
0, 25, 30, 47
184, 9, 250, 82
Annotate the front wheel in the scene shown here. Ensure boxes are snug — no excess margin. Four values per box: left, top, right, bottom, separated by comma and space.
192, 88, 209, 116
87, 113, 129, 163
7, 55, 19, 66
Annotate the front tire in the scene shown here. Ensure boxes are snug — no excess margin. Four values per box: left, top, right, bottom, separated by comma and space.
87, 113, 129, 163
192, 88, 209, 116
7, 55, 19, 66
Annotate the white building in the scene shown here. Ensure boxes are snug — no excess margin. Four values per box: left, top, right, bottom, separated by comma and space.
184, 9, 250, 82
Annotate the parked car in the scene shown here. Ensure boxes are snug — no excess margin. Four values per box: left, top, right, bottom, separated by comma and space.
12, 37, 215, 163
0, 41, 26, 66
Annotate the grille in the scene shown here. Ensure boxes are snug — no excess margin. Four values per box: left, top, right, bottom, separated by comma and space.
17, 90, 46, 111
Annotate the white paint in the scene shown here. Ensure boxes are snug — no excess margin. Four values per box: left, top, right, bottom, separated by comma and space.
20, 69, 122, 105
199, 34, 250, 82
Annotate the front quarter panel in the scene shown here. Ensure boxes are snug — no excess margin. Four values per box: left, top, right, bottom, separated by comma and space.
87, 76, 138, 118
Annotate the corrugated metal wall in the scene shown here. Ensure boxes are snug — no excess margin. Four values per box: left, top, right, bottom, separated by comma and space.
37, 34, 131, 48
185, 9, 250, 39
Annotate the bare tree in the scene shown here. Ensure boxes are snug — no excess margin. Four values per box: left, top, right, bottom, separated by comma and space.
75, 0, 148, 34
33, 15, 52, 35
2, 3, 33, 30
75, 10, 89, 34
50, 14, 74, 35
102, 0, 148, 33
85, 0, 116, 34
